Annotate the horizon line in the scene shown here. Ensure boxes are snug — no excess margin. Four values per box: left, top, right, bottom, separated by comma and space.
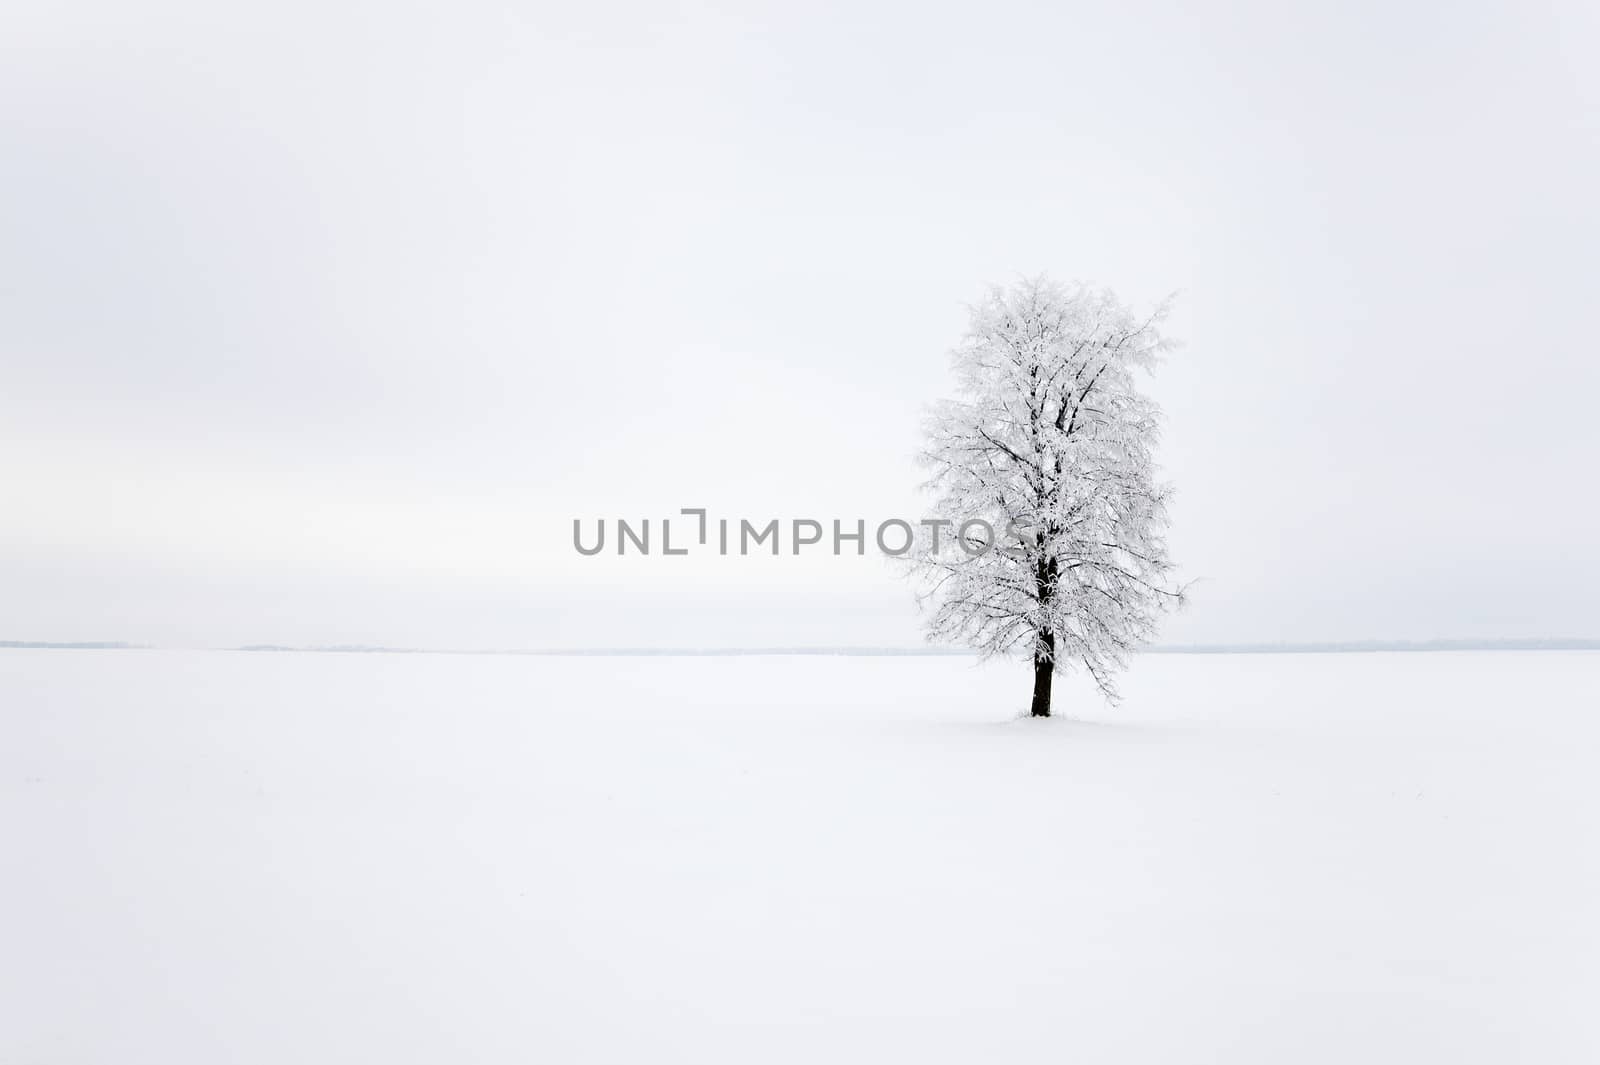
5, 638, 1600, 656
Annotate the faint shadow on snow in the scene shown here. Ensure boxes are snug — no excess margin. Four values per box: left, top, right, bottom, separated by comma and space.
959, 711, 1174, 736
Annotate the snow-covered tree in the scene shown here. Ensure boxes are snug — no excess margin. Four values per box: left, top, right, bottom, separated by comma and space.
914, 276, 1185, 716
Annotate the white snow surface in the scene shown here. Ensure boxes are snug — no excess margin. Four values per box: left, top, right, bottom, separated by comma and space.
4, 649, 1597, 1062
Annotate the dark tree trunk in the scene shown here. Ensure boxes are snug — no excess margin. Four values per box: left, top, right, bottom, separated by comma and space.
1031, 545, 1060, 718
1030, 630, 1055, 717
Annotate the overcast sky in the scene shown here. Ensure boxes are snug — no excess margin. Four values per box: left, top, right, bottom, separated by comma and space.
2, 0, 1597, 648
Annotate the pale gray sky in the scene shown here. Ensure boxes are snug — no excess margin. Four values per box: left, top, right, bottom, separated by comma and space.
2, 0, 1597, 648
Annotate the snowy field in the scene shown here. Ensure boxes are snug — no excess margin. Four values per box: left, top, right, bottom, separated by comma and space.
4, 649, 1598, 1063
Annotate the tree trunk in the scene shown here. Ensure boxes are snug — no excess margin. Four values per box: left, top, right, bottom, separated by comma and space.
1030, 631, 1055, 717
1031, 543, 1060, 717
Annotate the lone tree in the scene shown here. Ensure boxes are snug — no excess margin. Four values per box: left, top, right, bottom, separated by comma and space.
915, 276, 1185, 716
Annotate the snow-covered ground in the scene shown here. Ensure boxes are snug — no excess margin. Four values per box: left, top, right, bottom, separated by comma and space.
4, 649, 1597, 1062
